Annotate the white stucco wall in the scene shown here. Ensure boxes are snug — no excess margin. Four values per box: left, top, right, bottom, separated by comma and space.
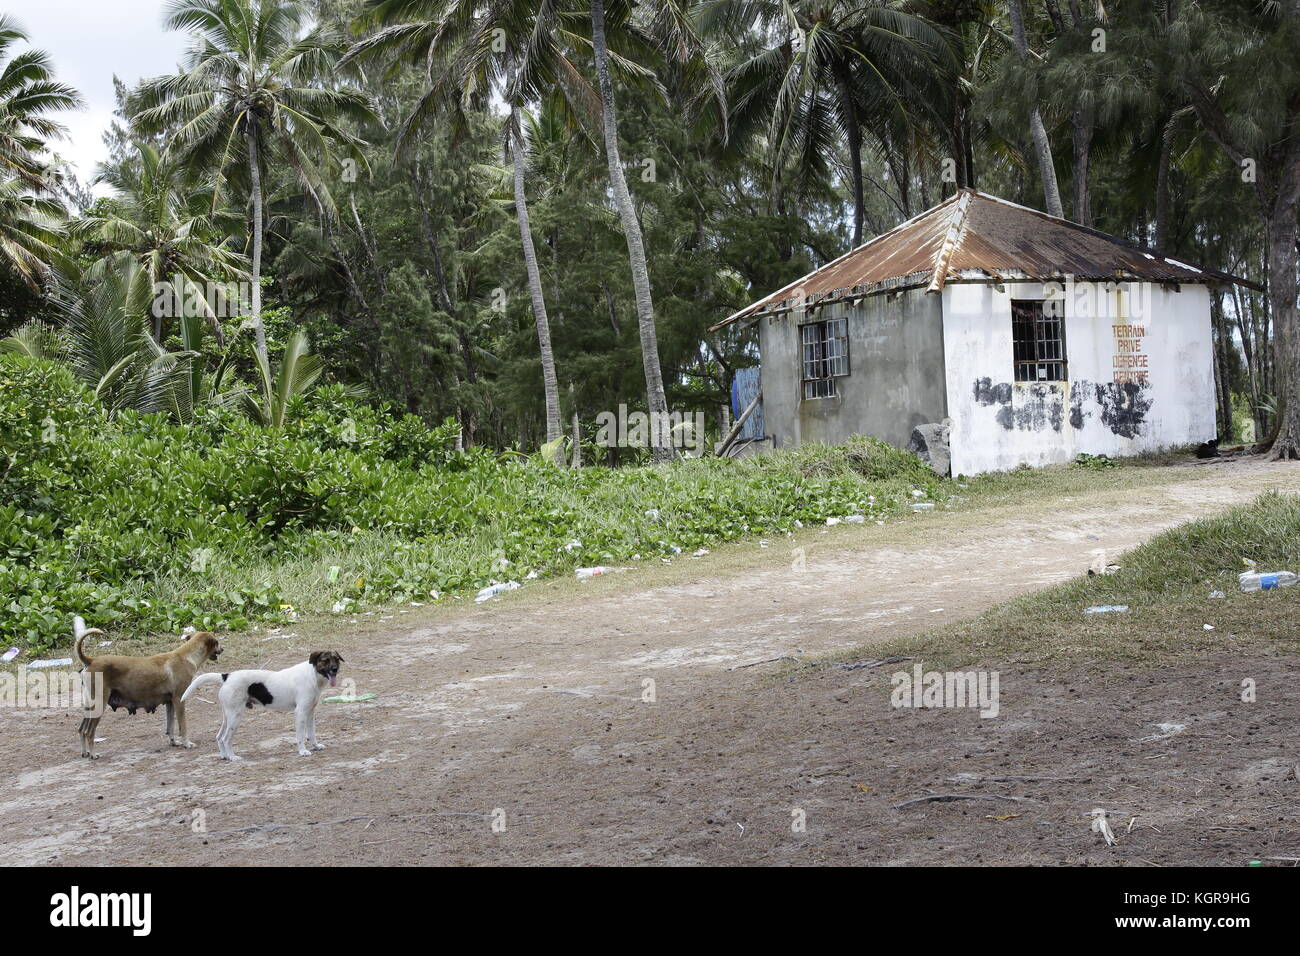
941, 280, 1216, 476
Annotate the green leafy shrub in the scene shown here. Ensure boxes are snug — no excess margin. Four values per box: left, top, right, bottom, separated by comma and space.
0, 354, 944, 648
1073, 452, 1117, 470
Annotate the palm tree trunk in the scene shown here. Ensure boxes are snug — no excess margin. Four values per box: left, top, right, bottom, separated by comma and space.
510, 108, 562, 443
245, 124, 267, 363
1008, 0, 1065, 218
589, 0, 672, 461
836, 72, 866, 246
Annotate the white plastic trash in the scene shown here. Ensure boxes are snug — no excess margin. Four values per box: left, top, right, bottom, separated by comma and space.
475, 581, 521, 603
1239, 571, 1297, 592
910, 503, 935, 512
1084, 605, 1129, 615
27, 658, 74, 669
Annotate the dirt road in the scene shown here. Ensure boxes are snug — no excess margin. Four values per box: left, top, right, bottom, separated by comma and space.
4, 458, 1299, 865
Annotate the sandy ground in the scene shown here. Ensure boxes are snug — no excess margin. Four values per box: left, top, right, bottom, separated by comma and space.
3, 457, 1299, 866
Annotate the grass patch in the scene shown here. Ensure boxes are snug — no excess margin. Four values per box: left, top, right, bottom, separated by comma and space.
804, 489, 1300, 672
1, 354, 1227, 652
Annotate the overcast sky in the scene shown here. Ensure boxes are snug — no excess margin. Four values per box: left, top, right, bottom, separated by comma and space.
10, 0, 189, 192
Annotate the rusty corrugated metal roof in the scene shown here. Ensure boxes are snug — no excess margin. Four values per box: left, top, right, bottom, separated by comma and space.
711, 189, 1250, 330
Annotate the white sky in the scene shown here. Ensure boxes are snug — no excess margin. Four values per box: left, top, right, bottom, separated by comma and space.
8, 0, 189, 193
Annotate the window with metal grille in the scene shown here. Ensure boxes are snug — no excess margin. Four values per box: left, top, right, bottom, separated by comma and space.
1011, 299, 1067, 382
801, 318, 849, 399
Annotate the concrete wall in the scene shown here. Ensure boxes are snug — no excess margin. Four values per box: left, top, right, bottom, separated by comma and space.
941, 280, 1216, 476
758, 288, 948, 450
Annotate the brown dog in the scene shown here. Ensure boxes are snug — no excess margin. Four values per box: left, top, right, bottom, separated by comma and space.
74, 616, 222, 759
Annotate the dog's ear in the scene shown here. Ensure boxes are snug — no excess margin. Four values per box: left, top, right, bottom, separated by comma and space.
309, 651, 322, 666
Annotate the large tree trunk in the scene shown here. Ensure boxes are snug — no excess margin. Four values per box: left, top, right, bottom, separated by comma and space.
510, 107, 562, 443
1153, 118, 1175, 251
1071, 100, 1093, 226
1055, 0, 1092, 225
245, 125, 267, 363
1267, 204, 1300, 457
1211, 291, 1234, 439
590, 0, 672, 460
1008, 0, 1065, 218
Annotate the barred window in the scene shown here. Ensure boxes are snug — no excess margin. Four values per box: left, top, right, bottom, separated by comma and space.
1012, 299, 1067, 382
801, 318, 849, 399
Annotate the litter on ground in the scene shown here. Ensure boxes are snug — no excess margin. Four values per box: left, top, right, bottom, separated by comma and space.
323, 693, 378, 704
1239, 570, 1297, 592
1135, 722, 1187, 743
475, 581, 521, 603
1084, 605, 1129, 614
1090, 809, 1118, 846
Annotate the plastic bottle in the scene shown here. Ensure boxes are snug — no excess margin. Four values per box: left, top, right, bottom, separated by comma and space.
1238, 571, 1298, 592
474, 581, 521, 603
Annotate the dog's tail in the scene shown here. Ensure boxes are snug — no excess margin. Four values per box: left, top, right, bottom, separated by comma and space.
73, 616, 104, 669
181, 672, 227, 703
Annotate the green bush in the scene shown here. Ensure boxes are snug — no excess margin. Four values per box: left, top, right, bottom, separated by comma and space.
0, 354, 944, 649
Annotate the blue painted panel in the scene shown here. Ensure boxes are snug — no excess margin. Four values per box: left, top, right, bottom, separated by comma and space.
731, 367, 764, 440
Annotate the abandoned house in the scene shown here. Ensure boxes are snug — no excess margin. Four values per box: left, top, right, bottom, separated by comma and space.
713, 189, 1243, 475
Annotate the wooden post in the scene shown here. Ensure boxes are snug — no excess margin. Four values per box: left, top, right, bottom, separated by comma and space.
717, 391, 761, 458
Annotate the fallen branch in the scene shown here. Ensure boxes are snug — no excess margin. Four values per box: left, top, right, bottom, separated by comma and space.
893, 793, 1032, 810
729, 655, 798, 670
839, 656, 913, 671
188, 810, 487, 838
947, 774, 1091, 784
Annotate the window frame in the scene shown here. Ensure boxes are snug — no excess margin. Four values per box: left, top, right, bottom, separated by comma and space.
800, 316, 850, 400
1011, 298, 1068, 383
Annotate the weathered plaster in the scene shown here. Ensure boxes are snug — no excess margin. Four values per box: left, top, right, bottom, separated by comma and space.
942, 281, 1215, 475
758, 289, 948, 450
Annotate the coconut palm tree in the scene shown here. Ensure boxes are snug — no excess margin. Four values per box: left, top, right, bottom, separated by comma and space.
2, 261, 203, 421
243, 326, 327, 428
711, 0, 950, 246
71, 142, 250, 345
588, 0, 676, 459
129, 0, 375, 364
0, 16, 80, 287
0, 15, 82, 186
1006, 0, 1063, 218
0, 176, 68, 288
349, 0, 602, 446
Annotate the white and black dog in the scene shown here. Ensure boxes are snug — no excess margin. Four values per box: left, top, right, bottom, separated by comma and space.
181, 651, 344, 760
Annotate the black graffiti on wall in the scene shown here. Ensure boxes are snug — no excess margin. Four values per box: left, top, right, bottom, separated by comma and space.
973, 378, 1063, 432
974, 377, 1151, 438
1092, 381, 1152, 439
